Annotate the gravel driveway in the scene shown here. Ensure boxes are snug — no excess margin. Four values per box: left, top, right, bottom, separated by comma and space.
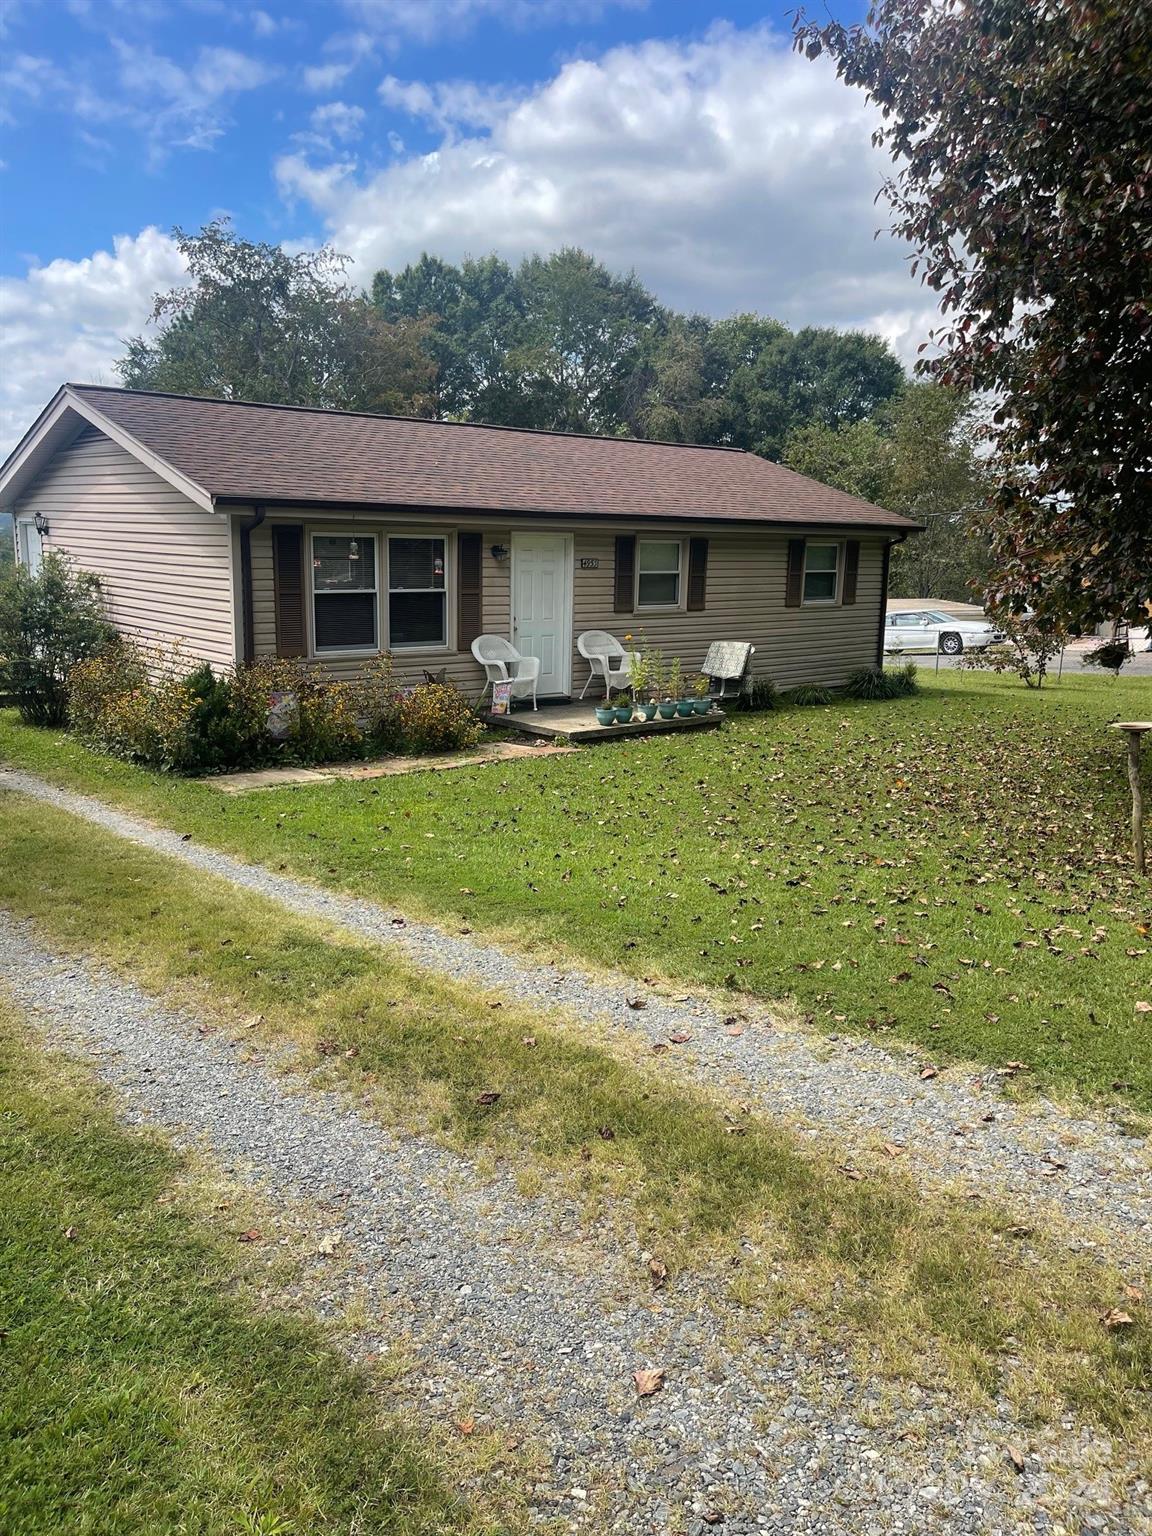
3, 767, 1150, 1261
4, 916, 1146, 1536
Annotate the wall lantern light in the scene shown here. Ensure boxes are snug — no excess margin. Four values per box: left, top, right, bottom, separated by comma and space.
33, 511, 50, 537
490, 543, 509, 563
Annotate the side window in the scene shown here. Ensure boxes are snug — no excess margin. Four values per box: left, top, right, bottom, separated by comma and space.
388, 536, 447, 648
312, 534, 378, 651
802, 542, 840, 604
636, 540, 682, 607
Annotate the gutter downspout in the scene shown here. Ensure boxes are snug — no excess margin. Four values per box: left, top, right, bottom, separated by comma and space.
876, 532, 909, 666
237, 505, 266, 666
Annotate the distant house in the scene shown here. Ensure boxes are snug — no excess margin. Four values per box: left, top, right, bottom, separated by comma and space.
0, 385, 921, 695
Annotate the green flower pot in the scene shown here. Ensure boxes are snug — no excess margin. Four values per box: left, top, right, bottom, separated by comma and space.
693, 698, 711, 715
657, 702, 677, 720
614, 707, 634, 724
676, 700, 694, 717
638, 702, 658, 721
595, 707, 615, 726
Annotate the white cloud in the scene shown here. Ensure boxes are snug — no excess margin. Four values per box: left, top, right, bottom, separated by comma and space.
0, 228, 186, 454
279, 25, 939, 355
308, 100, 366, 144
341, 0, 646, 44
378, 75, 522, 133
250, 9, 279, 36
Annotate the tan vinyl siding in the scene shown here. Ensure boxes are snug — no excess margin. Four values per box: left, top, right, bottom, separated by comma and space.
14, 425, 235, 668
248, 509, 887, 695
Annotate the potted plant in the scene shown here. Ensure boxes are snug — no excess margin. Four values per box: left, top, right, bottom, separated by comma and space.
692, 673, 712, 714
611, 691, 634, 724
595, 703, 616, 726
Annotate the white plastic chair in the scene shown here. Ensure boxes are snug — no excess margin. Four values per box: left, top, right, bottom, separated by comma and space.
471, 635, 541, 710
577, 630, 634, 700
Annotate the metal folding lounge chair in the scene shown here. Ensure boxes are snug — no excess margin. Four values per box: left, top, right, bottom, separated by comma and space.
702, 641, 756, 702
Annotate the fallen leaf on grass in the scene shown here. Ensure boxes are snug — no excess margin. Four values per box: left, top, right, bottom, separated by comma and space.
1006, 1445, 1026, 1474
521, 1035, 537, 1047
633, 1367, 665, 1397
1136, 1001, 1152, 1014
237, 1229, 262, 1243
919, 1065, 939, 1080
456, 1417, 476, 1436
62, 1225, 78, 1241
668, 1030, 693, 1044
1101, 1308, 1134, 1330
626, 997, 648, 1010
597, 1126, 616, 1141
881, 1142, 904, 1159
1040, 1152, 1067, 1170
703, 1512, 724, 1526
1122, 1284, 1144, 1303
316, 1232, 343, 1256
725, 1025, 745, 1038
647, 1257, 668, 1288
475, 1091, 502, 1106
838, 1164, 865, 1181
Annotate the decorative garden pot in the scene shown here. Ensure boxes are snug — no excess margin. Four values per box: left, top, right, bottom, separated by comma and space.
657, 702, 677, 720
676, 700, 694, 717
614, 707, 634, 724
595, 707, 615, 726
693, 698, 711, 715
638, 701, 658, 721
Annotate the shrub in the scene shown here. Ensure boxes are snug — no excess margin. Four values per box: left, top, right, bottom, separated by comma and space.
789, 684, 835, 706
395, 682, 480, 754
1082, 639, 1132, 677
735, 677, 781, 712
355, 652, 404, 752
0, 553, 115, 725
843, 663, 920, 701
960, 611, 1068, 688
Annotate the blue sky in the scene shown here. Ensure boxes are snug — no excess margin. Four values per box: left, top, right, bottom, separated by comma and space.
0, 0, 928, 452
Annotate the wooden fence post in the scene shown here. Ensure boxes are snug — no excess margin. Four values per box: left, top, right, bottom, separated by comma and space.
1110, 722, 1150, 876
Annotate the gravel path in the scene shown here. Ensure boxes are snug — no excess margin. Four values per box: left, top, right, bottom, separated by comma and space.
3, 766, 1150, 1260
4, 916, 1147, 1536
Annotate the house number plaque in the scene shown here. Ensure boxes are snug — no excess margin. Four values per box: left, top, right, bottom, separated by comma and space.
579, 557, 600, 569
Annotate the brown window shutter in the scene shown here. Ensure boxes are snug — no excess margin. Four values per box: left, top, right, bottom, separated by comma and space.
272, 524, 307, 658
686, 537, 708, 612
614, 535, 636, 613
842, 540, 861, 605
785, 538, 805, 607
457, 531, 483, 650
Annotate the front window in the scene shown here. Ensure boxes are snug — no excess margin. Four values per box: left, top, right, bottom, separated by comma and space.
802, 543, 840, 603
636, 539, 682, 607
313, 534, 377, 651
388, 536, 446, 648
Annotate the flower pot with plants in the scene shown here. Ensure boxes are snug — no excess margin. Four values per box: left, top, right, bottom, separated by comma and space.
637, 700, 658, 721
692, 674, 712, 714
657, 700, 677, 719
676, 699, 695, 717
611, 692, 634, 724
595, 705, 615, 727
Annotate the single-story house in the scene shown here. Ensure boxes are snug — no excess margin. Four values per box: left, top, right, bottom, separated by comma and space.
0, 385, 921, 696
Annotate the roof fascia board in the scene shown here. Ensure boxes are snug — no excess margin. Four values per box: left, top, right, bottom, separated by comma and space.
0, 388, 215, 514
211, 494, 922, 533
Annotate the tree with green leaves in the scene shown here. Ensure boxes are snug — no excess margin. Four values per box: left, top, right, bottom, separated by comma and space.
784, 384, 992, 600
120, 219, 436, 415
794, 0, 1152, 628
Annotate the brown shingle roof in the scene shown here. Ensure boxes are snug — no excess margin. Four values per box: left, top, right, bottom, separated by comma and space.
70, 385, 920, 531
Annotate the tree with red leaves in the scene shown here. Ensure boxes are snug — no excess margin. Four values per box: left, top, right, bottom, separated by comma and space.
794, 0, 1152, 628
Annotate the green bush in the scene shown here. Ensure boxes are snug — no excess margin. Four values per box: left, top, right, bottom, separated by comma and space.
67, 642, 478, 773
789, 683, 835, 706
395, 682, 480, 754
844, 663, 920, 701
742, 677, 782, 712
0, 553, 115, 725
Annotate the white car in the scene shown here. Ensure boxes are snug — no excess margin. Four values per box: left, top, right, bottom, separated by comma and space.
883, 609, 1004, 656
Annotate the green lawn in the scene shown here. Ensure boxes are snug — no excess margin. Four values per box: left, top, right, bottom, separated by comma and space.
2, 797, 1149, 1448
0, 1008, 505, 1536
2, 669, 1150, 1107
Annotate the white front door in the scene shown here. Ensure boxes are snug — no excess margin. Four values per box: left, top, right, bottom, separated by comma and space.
511, 533, 572, 697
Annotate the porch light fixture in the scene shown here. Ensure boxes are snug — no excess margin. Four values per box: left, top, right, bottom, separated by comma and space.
490, 543, 509, 563
33, 511, 50, 537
